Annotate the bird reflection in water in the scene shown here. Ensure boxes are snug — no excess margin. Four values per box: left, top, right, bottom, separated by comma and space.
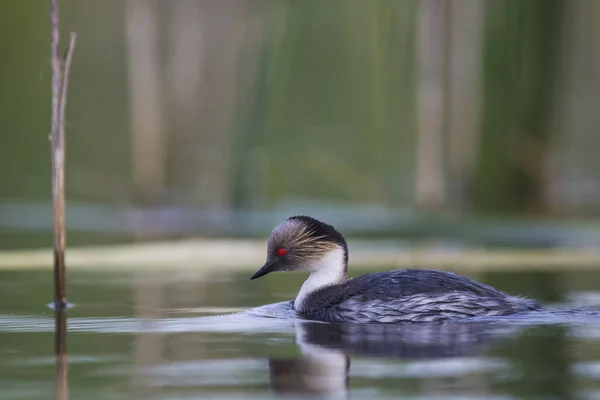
267, 320, 521, 399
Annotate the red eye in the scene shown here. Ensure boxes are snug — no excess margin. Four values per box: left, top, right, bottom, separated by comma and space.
277, 248, 287, 256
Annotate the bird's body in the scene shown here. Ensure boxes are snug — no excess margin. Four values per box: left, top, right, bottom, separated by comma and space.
250, 216, 541, 324
296, 269, 540, 323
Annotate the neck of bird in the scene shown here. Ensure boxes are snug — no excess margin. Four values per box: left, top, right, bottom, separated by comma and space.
294, 247, 347, 311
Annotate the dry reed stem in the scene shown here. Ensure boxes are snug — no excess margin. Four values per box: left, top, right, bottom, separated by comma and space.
50, 0, 76, 311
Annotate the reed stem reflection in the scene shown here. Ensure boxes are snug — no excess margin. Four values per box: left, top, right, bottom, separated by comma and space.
55, 309, 68, 400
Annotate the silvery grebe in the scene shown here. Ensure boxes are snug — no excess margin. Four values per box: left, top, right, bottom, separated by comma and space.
250, 216, 541, 324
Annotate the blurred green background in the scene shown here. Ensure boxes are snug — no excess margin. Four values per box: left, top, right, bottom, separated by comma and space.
1, 0, 599, 250
2, 4, 600, 398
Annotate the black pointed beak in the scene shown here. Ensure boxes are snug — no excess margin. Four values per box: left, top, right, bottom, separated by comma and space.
250, 260, 277, 280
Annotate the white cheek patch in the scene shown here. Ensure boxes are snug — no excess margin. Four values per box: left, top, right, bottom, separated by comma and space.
303, 247, 345, 272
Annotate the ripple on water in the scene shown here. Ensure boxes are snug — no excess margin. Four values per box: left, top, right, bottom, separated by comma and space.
0, 303, 599, 335
0, 301, 299, 334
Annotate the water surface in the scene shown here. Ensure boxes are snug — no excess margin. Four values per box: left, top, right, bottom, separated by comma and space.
2, 267, 600, 399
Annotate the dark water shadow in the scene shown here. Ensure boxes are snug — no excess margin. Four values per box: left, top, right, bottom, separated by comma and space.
258, 302, 600, 399
267, 319, 519, 399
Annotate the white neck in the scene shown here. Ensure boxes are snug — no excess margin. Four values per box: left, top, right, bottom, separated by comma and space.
294, 247, 347, 311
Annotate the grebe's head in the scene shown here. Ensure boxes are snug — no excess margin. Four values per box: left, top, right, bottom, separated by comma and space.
250, 216, 348, 280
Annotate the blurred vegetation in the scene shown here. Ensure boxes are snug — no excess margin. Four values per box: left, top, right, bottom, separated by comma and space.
0, 0, 599, 249
474, 0, 564, 215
